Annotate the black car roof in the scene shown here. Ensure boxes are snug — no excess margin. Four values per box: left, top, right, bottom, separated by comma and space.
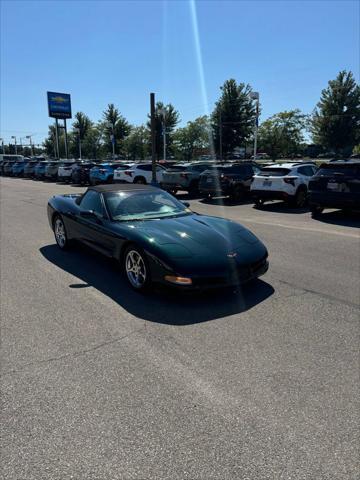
89, 184, 161, 193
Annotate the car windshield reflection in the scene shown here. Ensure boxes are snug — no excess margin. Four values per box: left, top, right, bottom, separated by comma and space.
104, 190, 189, 221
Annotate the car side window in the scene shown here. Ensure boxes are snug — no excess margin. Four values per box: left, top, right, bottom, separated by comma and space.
138, 164, 152, 171
297, 166, 312, 176
80, 190, 104, 216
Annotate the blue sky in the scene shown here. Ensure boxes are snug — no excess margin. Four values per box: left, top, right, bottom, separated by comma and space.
1, 0, 359, 146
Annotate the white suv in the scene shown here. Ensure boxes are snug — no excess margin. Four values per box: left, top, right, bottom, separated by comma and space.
114, 163, 166, 184
250, 162, 317, 208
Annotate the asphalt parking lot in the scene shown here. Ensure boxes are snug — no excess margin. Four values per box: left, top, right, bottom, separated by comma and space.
1, 177, 359, 480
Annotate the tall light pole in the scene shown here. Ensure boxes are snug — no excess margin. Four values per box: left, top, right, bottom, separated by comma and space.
159, 108, 166, 161
74, 129, 82, 159
250, 92, 260, 160
26, 135, 34, 157
11, 136, 17, 154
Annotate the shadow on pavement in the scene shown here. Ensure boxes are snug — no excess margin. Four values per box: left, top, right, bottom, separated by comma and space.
199, 196, 254, 207
312, 210, 360, 228
252, 201, 309, 215
40, 244, 274, 325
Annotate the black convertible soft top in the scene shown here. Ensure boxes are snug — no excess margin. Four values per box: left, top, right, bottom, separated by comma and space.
89, 184, 160, 193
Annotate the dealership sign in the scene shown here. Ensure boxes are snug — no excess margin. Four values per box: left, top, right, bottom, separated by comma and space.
47, 91, 72, 119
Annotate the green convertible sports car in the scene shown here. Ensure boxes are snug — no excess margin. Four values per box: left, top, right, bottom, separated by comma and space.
47, 184, 269, 291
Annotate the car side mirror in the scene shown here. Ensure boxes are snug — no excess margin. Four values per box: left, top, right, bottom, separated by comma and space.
181, 201, 190, 208
80, 209, 96, 218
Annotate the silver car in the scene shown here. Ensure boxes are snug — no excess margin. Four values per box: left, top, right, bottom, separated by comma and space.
161, 162, 214, 195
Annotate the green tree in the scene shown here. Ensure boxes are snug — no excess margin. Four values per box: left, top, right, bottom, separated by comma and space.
147, 102, 180, 160
82, 124, 106, 159
258, 110, 308, 160
311, 71, 360, 156
173, 116, 211, 161
123, 125, 150, 160
211, 79, 255, 158
102, 103, 131, 156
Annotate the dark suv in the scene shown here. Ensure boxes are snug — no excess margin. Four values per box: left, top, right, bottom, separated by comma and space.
199, 163, 259, 201
309, 162, 360, 215
71, 161, 98, 185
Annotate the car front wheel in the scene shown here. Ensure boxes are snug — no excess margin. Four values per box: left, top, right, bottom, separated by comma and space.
310, 205, 324, 217
254, 198, 264, 208
123, 246, 150, 292
53, 215, 70, 250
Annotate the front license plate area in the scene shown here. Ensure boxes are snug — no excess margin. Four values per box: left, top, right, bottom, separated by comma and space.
327, 182, 341, 191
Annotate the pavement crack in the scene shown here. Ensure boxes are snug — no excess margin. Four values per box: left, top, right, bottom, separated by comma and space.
276, 278, 360, 310
1, 326, 145, 378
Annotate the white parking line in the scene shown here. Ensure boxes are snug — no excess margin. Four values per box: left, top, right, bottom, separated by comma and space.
239, 217, 359, 239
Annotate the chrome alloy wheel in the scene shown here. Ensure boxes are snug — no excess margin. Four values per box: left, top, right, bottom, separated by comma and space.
125, 250, 147, 289
54, 218, 66, 248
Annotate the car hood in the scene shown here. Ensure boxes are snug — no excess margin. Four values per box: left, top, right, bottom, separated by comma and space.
120, 214, 267, 272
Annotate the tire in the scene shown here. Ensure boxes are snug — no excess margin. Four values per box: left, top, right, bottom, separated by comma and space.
311, 205, 324, 217
106, 175, 113, 184
123, 245, 151, 292
53, 215, 70, 250
134, 177, 146, 185
292, 186, 307, 208
254, 198, 264, 208
188, 180, 199, 196
230, 184, 245, 202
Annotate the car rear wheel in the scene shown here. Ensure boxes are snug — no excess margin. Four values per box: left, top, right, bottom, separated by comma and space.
134, 177, 146, 185
123, 246, 150, 292
53, 215, 70, 250
292, 186, 307, 208
188, 180, 199, 196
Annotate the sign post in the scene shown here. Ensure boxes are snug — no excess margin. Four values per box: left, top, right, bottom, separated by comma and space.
55, 119, 60, 159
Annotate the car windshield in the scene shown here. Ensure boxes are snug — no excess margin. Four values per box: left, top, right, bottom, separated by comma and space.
258, 168, 291, 176
104, 190, 189, 221
167, 165, 188, 171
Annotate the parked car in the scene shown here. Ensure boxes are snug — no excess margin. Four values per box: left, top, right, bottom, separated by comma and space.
12, 159, 31, 176
161, 162, 215, 195
57, 161, 77, 183
3, 160, 17, 176
113, 163, 166, 184
47, 184, 269, 292
199, 163, 260, 201
90, 162, 132, 185
71, 161, 99, 185
0, 154, 24, 167
34, 161, 49, 179
45, 161, 63, 180
309, 162, 360, 215
250, 162, 317, 208
24, 160, 40, 177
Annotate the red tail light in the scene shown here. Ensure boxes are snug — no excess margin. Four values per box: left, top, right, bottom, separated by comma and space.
124, 170, 133, 177
283, 177, 297, 186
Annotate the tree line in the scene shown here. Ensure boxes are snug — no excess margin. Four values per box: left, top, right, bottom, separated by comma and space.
42, 70, 359, 160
